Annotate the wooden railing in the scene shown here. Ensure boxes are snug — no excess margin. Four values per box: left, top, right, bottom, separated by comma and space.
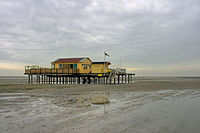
25, 68, 79, 74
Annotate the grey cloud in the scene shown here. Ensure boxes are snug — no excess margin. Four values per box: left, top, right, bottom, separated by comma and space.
0, 0, 200, 76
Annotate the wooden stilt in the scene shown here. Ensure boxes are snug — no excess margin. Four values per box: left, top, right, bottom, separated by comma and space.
128, 75, 130, 83
71, 77, 73, 84
98, 77, 100, 84
41, 75, 43, 84
130, 75, 132, 83
78, 77, 80, 84
44, 75, 46, 84
62, 76, 64, 84
38, 75, 40, 84
31, 75, 33, 84
25, 72, 135, 85
36, 75, 38, 83
67, 77, 69, 84
59, 77, 61, 84
28, 75, 30, 84
56, 76, 58, 84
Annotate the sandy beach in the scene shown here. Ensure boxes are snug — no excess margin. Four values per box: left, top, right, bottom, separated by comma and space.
0, 77, 200, 133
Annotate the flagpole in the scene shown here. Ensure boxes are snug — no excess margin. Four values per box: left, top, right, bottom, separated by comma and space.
104, 51, 105, 76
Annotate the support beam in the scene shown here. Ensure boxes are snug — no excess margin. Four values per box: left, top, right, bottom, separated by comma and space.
44, 75, 45, 84
56, 76, 58, 84
128, 75, 130, 84
125, 74, 127, 84
62, 76, 65, 84
78, 77, 80, 84
130, 75, 132, 83
38, 75, 40, 84
31, 75, 33, 84
109, 77, 112, 84
25, 73, 135, 85
59, 76, 62, 84
28, 75, 30, 84
41, 75, 43, 84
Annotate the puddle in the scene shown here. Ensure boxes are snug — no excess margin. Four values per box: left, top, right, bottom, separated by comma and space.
1, 90, 200, 133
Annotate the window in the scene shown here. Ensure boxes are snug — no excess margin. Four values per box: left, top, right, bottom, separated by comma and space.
82, 64, 87, 70
59, 64, 63, 69
52, 64, 55, 69
70, 64, 73, 68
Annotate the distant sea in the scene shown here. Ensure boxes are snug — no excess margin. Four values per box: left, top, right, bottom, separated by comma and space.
0, 76, 27, 84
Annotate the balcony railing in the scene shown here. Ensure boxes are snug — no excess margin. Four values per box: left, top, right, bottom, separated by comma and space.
25, 68, 79, 74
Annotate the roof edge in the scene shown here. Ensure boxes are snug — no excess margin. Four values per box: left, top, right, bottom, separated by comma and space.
51, 57, 90, 63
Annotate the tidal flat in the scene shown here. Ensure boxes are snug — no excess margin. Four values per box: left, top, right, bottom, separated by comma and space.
0, 77, 200, 133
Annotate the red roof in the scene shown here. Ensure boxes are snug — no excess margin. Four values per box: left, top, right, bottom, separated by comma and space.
52, 58, 86, 63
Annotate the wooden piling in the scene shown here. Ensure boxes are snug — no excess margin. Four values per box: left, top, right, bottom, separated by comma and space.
25, 71, 134, 85
128, 75, 130, 83
31, 75, 33, 84
28, 75, 30, 84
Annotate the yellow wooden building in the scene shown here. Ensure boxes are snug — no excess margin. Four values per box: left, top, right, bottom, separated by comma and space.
51, 57, 92, 73
51, 57, 111, 74
91, 62, 111, 73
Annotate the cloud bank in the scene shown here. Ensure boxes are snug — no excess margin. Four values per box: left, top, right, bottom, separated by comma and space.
0, 0, 200, 76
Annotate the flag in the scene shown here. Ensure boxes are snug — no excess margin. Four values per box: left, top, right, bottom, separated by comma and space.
104, 52, 110, 57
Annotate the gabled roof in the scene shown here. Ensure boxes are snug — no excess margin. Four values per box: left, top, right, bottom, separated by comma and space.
52, 57, 90, 63
92, 62, 111, 65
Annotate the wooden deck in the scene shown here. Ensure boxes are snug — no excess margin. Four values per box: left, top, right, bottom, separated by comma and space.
25, 68, 79, 75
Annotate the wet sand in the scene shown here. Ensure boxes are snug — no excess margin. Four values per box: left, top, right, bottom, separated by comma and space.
0, 77, 200, 133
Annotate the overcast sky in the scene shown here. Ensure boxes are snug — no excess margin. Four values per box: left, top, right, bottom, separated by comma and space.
0, 0, 200, 76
